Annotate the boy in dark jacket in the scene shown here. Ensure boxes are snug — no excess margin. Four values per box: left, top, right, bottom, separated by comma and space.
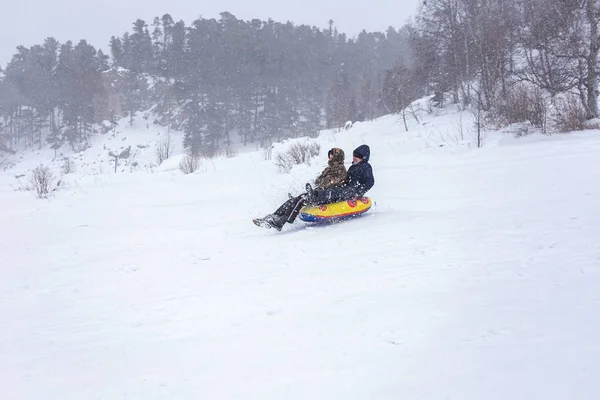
307, 144, 374, 204
253, 145, 374, 231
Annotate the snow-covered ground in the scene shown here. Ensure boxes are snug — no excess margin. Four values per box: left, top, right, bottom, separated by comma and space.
1, 107, 600, 399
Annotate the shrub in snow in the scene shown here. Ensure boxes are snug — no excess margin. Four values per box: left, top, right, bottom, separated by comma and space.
179, 154, 201, 174
274, 142, 320, 173
262, 145, 273, 161
583, 118, 600, 130
554, 95, 590, 133
515, 124, 531, 138
61, 156, 75, 174
274, 153, 294, 173
497, 84, 548, 131
223, 147, 237, 158
344, 120, 353, 130
30, 165, 56, 198
156, 134, 174, 164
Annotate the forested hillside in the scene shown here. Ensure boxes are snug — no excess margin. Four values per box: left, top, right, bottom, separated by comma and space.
1, 0, 599, 161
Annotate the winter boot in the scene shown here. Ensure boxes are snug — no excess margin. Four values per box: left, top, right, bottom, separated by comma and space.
253, 214, 286, 232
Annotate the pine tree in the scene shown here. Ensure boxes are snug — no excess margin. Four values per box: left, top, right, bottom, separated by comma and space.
182, 97, 204, 156
109, 36, 124, 67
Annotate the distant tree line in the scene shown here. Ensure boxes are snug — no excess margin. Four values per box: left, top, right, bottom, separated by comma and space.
0, 39, 110, 153
1, 1, 598, 158
0, 13, 411, 157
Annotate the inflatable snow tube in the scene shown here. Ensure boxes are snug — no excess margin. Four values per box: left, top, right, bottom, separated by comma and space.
299, 197, 372, 223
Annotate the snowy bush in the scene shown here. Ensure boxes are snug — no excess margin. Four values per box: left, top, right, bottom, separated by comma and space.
583, 118, 600, 130
61, 156, 74, 174
30, 165, 56, 198
156, 134, 174, 164
515, 124, 531, 138
274, 142, 320, 173
290, 142, 320, 163
223, 147, 237, 158
498, 84, 548, 131
262, 145, 273, 161
179, 154, 201, 174
553, 95, 589, 133
273, 153, 295, 173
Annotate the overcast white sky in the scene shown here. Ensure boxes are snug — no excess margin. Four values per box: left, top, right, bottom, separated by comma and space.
1, 0, 420, 68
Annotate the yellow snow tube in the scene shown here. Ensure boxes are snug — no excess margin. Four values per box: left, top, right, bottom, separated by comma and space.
299, 197, 372, 223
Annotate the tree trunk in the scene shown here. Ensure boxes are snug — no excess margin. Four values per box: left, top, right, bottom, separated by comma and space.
586, 0, 599, 119
39, 111, 43, 150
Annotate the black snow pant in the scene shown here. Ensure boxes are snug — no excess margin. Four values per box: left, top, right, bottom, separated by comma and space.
310, 186, 362, 205
273, 186, 363, 224
273, 194, 309, 223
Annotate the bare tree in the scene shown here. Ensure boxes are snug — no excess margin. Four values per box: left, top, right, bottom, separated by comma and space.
416, 0, 467, 105
584, 0, 599, 118
498, 83, 549, 132
553, 94, 589, 132
156, 133, 174, 164
381, 62, 423, 131
463, 0, 517, 110
179, 154, 201, 174
471, 89, 485, 148
30, 165, 56, 198
261, 145, 273, 161
516, 0, 599, 118
61, 156, 75, 174
414, 0, 518, 110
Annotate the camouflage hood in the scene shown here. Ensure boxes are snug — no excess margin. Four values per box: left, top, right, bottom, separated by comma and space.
328, 147, 345, 165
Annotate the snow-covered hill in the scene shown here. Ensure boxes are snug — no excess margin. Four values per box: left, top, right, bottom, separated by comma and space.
0, 113, 180, 182
1, 104, 599, 399
0, 99, 473, 190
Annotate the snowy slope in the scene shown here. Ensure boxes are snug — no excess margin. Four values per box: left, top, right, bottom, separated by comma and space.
0, 114, 177, 181
1, 106, 600, 399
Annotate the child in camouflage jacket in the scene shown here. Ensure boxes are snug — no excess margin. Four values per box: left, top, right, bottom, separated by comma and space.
253, 147, 348, 231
